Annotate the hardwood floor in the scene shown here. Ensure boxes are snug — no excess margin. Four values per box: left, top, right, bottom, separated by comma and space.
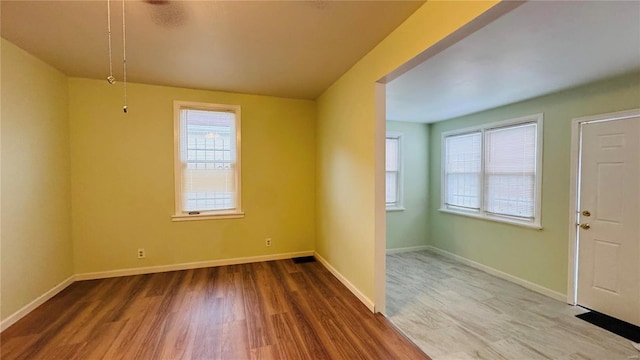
1, 259, 428, 360
386, 250, 639, 360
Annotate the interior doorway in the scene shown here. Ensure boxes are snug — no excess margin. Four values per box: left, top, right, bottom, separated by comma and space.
568, 109, 640, 326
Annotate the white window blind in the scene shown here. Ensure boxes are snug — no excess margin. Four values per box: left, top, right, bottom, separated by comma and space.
484, 123, 537, 219
444, 132, 482, 210
179, 108, 237, 212
386, 137, 399, 206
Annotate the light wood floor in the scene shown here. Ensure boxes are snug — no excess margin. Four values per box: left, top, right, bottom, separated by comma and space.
386, 250, 639, 360
1, 259, 428, 360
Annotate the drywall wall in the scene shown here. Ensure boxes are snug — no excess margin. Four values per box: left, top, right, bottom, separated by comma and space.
69, 78, 316, 274
316, 1, 500, 302
1, 39, 73, 321
429, 72, 640, 294
386, 121, 429, 250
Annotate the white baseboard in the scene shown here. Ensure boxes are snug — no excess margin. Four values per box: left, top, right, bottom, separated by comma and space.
313, 252, 375, 312
1, 275, 75, 332
426, 246, 567, 302
386, 245, 429, 254
75, 251, 315, 281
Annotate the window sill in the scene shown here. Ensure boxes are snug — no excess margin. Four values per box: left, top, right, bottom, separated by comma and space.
172, 212, 245, 222
438, 208, 542, 230
386, 207, 405, 212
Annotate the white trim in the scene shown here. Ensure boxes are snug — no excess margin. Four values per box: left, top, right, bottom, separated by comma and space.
567, 114, 582, 305
567, 108, 640, 305
438, 208, 543, 230
314, 252, 375, 313
386, 245, 429, 254
172, 212, 245, 221
427, 246, 566, 302
75, 251, 314, 281
440, 113, 543, 229
1, 275, 75, 332
385, 207, 405, 212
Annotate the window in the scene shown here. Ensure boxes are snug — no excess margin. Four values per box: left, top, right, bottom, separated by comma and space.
386, 132, 404, 211
444, 132, 482, 210
173, 101, 243, 221
441, 114, 543, 228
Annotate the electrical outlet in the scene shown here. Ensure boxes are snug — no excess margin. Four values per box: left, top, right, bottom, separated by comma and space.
265, 238, 272, 247
137, 248, 146, 259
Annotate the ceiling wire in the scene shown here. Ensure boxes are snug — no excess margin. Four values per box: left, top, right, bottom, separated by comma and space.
106, 0, 115, 84
122, 0, 128, 113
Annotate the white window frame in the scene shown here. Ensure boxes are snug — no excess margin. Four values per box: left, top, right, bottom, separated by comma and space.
386, 131, 405, 211
172, 101, 244, 221
440, 113, 543, 229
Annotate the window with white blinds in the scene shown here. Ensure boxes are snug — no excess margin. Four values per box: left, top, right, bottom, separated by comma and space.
173, 101, 243, 220
444, 132, 481, 210
441, 114, 543, 228
484, 123, 537, 219
386, 133, 403, 210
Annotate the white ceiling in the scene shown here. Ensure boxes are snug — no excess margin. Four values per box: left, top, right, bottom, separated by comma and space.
386, 1, 640, 123
1, 0, 423, 100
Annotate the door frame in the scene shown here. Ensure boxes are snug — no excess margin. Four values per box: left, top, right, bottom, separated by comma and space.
567, 108, 640, 305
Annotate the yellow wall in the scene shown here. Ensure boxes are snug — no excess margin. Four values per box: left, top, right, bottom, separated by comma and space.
316, 1, 500, 301
1, 39, 73, 320
69, 79, 316, 273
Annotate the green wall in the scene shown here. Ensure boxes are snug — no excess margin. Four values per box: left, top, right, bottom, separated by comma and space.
386, 121, 429, 250
1, 39, 74, 321
428, 72, 640, 295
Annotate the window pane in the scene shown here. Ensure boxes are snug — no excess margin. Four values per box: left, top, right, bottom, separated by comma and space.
484, 123, 536, 218
445, 132, 481, 209
181, 109, 236, 212
386, 138, 398, 171
386, 171, 397, 204
446, 173, 481, 208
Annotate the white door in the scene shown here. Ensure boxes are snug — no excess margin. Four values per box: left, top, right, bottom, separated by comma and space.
577, 116, 640, 327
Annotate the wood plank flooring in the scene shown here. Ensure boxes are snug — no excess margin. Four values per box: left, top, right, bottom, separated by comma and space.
1, 259, 428, 360
386, 250, 639, 360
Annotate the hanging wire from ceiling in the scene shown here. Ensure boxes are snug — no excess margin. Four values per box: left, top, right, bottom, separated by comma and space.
105, 0, 129, 113
122, 0, 128, 113
106, 0, 115, 85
